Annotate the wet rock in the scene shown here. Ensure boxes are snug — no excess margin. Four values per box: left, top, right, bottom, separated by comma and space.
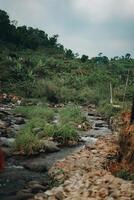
6, 127, 16, 137
23, 161, 47, 172
95, 122, 107, 128
15, 117, 25, 125
39, 140, 60, 153
0, 137, 15, 147
27, 180, 48, 193
0, 120, 7, 129
13, 124, 21, 131
16, 189, 34, 200
14, 113, 26, 118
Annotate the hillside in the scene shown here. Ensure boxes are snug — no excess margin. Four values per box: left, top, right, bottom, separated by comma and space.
0, 9, 134, 113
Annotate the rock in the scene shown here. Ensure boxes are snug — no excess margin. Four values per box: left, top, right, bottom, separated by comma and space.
31, 184, 46, 194
27, 180, 47, 193
98, 188, 108, 198
23, 161, 47, 172
16, 189, 34, 200
1, 147, 12, 157
14, 113, 25, 118
0, 120, 7, 129
55, 190, 64, 200
15, 117, 25, 125
0, 137, 15, 147
39, 140, 60, 152
13, 124, 21, 131
34, 193, 48, 200
45, 190, 54, 196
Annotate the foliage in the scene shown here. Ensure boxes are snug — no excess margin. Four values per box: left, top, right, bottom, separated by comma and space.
81, 55, 88, 63
59, 104, 86, 125
0, 9, 134, 107
13, 104, 84, 152
98, 103, 118, 119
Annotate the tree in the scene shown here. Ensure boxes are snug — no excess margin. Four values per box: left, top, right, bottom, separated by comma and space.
0, 10, 11, 41
65, 49, 74, 59
49, 34, 58, 46
81, 55, 88, 63
125, 53, 131, 60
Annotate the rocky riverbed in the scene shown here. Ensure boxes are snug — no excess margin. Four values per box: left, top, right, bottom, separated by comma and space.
32, 135, 134, 200
0, 103, 112, 200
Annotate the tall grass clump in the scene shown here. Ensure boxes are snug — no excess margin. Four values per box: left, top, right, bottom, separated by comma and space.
45, 123, 79, 145
59, 104, 86, 125
13, 127, 39, 154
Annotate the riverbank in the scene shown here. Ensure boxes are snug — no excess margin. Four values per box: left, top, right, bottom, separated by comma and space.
0, 103, 112, 200
33, 134, 134, 200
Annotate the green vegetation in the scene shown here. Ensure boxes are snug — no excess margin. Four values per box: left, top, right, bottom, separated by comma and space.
0, 10, 134, 152
13, 104, 85, 153
0, 10, 133, 111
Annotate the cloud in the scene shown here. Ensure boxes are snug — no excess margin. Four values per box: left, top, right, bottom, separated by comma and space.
0, 0, 133, 57
71, 0, 134, 23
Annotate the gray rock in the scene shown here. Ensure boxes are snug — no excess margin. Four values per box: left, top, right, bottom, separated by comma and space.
16, 189, 34, 200
15, 117, 25, 125
30, 183, 46, 193
39, 140, 60, 152
23, 161, 47, 172
0, 137, 15, 147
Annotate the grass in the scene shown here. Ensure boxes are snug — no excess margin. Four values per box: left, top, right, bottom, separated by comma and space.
59, 104, 86, 125
45, 123, 79, 145
13, 105, 55, 122
13, 104, 84, 153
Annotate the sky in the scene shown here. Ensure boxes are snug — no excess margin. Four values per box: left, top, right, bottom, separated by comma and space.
0, 0, 134, 58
